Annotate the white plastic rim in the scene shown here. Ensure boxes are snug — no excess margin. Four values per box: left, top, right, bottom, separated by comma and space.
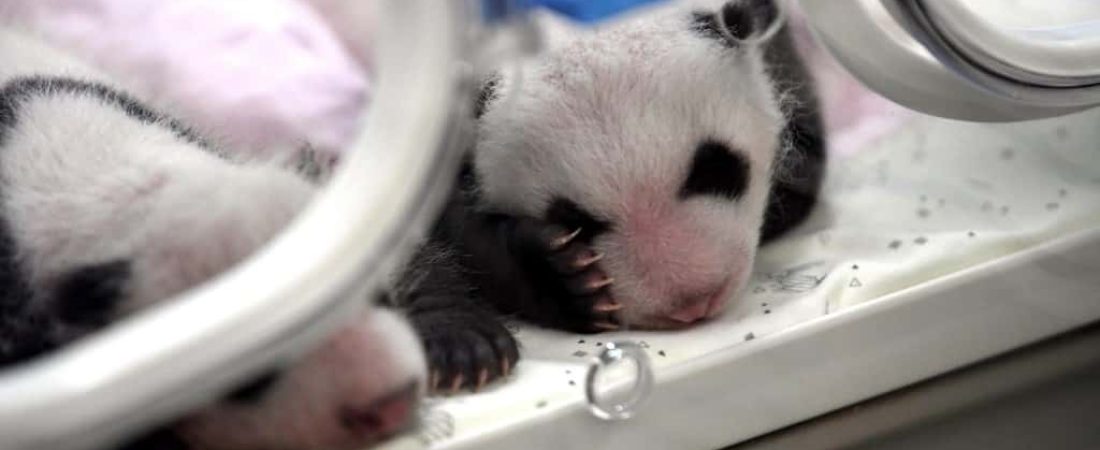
0, 1, 469, 449
918, 0, 1100, 88
798, 0, 1094, 121
889, 0, 1100, 108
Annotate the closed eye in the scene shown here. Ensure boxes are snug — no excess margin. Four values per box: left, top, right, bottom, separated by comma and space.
680, 140, 750, 201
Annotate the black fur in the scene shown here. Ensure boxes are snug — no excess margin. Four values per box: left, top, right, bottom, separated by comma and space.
387, 172, 623, 390
0, 219, 49, 366
52, 260, 131, 326
115, 429, 191, 450
225, 369, 283, 404
680, 140, 750, 201
757, 8, 826, 242
387, 235, 519, 391
473, 74, 501, 119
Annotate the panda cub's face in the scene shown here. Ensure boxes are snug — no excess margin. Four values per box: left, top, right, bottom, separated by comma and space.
475, 8, 784, 329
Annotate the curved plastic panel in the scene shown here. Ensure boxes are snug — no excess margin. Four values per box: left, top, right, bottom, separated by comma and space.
890, 0, 1100, 110
798, 0, 1091, 121
921, 0, 1100, 88
0, 1, 467, 448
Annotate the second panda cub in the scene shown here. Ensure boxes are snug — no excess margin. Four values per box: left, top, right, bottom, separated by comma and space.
396, 0, 825, 391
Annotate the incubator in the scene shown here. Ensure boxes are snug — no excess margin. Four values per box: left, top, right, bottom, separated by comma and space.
0, 1, 1098, 449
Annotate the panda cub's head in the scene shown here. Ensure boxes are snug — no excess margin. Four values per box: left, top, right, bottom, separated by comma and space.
475, 2, 786, 329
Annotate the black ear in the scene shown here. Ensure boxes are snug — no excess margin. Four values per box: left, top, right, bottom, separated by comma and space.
691, 0, 779, 47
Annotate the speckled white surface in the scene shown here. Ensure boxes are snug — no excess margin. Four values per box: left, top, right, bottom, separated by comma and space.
382, 106, 1100, 450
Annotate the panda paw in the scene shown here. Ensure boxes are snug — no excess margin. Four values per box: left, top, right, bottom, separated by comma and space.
411, 307, 520, 395
511, 219, 622, 333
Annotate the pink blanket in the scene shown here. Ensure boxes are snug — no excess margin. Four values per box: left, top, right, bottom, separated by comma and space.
3, 0, 370, 158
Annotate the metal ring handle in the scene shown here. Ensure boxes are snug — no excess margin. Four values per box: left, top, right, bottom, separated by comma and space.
585, 341, 654, 421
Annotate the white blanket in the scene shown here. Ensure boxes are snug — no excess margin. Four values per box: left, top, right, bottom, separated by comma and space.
409, 105, 1100, 448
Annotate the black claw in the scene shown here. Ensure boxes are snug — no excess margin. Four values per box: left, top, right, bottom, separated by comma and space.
411, 307, 520, 395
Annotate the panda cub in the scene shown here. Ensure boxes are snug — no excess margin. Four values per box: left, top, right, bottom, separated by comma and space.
0, 29, 424, 450
392, 0, 825, 392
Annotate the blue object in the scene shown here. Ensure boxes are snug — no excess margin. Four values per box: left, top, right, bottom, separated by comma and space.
483, 0, 667, 24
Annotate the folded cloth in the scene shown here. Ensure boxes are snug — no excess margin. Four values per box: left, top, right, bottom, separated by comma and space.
1, 0, 370, 158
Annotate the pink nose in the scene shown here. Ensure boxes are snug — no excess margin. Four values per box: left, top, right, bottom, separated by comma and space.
340, 381, 419, 440
666, 280, 733, 324
667, 297, 712, 323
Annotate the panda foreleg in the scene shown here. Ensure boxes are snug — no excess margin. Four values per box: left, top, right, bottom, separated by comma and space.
387, 238, 519, 393
462, 213, 621, 334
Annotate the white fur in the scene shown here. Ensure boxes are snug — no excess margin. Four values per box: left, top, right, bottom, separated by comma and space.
476, 7, 783, 327
0, 29, 424, 449
0, 91, 315, 313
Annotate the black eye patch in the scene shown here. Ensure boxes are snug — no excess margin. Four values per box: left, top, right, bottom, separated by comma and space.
545, 197, 611, 241
680, 140, 750, 201
52, 260, 131, 327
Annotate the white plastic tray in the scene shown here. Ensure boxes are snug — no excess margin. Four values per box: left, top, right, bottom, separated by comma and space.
382, 106, 1100, 450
